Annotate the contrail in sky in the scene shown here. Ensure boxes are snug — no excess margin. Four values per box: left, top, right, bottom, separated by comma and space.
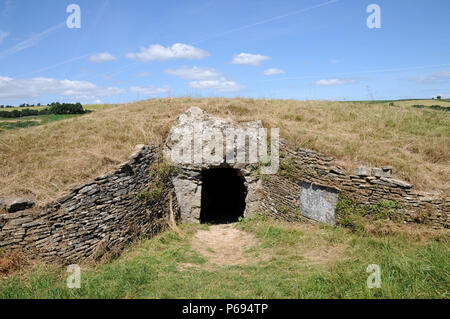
0, 22, 65, 60
189, 0, 340, 45
18, 53, 95, 78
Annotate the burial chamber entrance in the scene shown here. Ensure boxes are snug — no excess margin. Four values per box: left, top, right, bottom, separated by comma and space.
200, 168, 247, 224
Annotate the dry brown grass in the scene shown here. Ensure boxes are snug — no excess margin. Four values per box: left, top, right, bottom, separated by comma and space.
363, 220, 449, 242
0, 98, 449, 203
0, 250, 28, 276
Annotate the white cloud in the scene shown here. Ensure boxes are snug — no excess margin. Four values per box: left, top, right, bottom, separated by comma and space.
129, 85, 171, 96
0, 30, 9, 44
413, 71, 450, 84
189, 78, 244, 92
329, 59, 340, 64
89, 52, 117, 63
0, 75, 125, 100
165, 66, 221, 80
231, 53, 270, 66
165, 66, 244, 93
263, 68, 285, 76
315, 78, 360, 86
126, 43, 209, 62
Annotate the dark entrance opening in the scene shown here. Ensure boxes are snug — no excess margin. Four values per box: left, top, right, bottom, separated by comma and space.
200, 168, 247, 224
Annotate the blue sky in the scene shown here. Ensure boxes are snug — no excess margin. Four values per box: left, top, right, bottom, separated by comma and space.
0, 0, 449, 105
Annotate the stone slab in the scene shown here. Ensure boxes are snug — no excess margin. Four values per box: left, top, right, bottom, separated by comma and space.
0, 197, 35, 213
299, 181, 338, 226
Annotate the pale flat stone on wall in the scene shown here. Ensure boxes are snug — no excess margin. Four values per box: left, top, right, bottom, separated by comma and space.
354, 166, 371, 177
0, 198, 35, 213
372, 167, 392, 178
299, 181, 338, 226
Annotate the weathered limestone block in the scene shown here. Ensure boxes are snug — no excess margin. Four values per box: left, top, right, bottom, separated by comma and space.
354, 166, 371, 177
299, 181, 338, 226
372, 167, 392, 178
172, 177, 202, 223
329, 166, 346, 176
0, 197, 35, 213
380, 177, 413, 189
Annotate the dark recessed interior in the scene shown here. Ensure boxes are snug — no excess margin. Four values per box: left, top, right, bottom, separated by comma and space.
200, 168, 247, 224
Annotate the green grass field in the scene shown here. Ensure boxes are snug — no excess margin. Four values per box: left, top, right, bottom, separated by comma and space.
0, 114, 84, 132
1, 215, 448, 299
0, 104, 115, 113
0, 104, 117, 132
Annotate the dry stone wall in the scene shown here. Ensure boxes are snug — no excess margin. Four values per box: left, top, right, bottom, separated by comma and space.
261, 142, 448, 229
0, 144, 178, 264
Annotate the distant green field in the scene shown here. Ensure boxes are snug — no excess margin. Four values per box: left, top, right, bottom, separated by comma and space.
0, 104, 115, 113
0, 106, 48, 112
348, 99, 450, 104
0, 104, 117, 132
348, 99, 420, 104
0, 114, 85, 132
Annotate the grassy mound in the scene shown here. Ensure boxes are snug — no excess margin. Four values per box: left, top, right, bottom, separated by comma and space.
0, 98, 448, 202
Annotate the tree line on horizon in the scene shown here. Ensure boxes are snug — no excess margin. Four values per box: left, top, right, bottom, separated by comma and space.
0, 102, 87, 118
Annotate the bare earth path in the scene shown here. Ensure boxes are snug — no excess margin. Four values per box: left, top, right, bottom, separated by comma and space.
182, 222, 350, 271
189, 224, 260, 267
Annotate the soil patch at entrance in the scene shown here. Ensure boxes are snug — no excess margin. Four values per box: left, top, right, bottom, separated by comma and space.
189, 224, 261, 267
